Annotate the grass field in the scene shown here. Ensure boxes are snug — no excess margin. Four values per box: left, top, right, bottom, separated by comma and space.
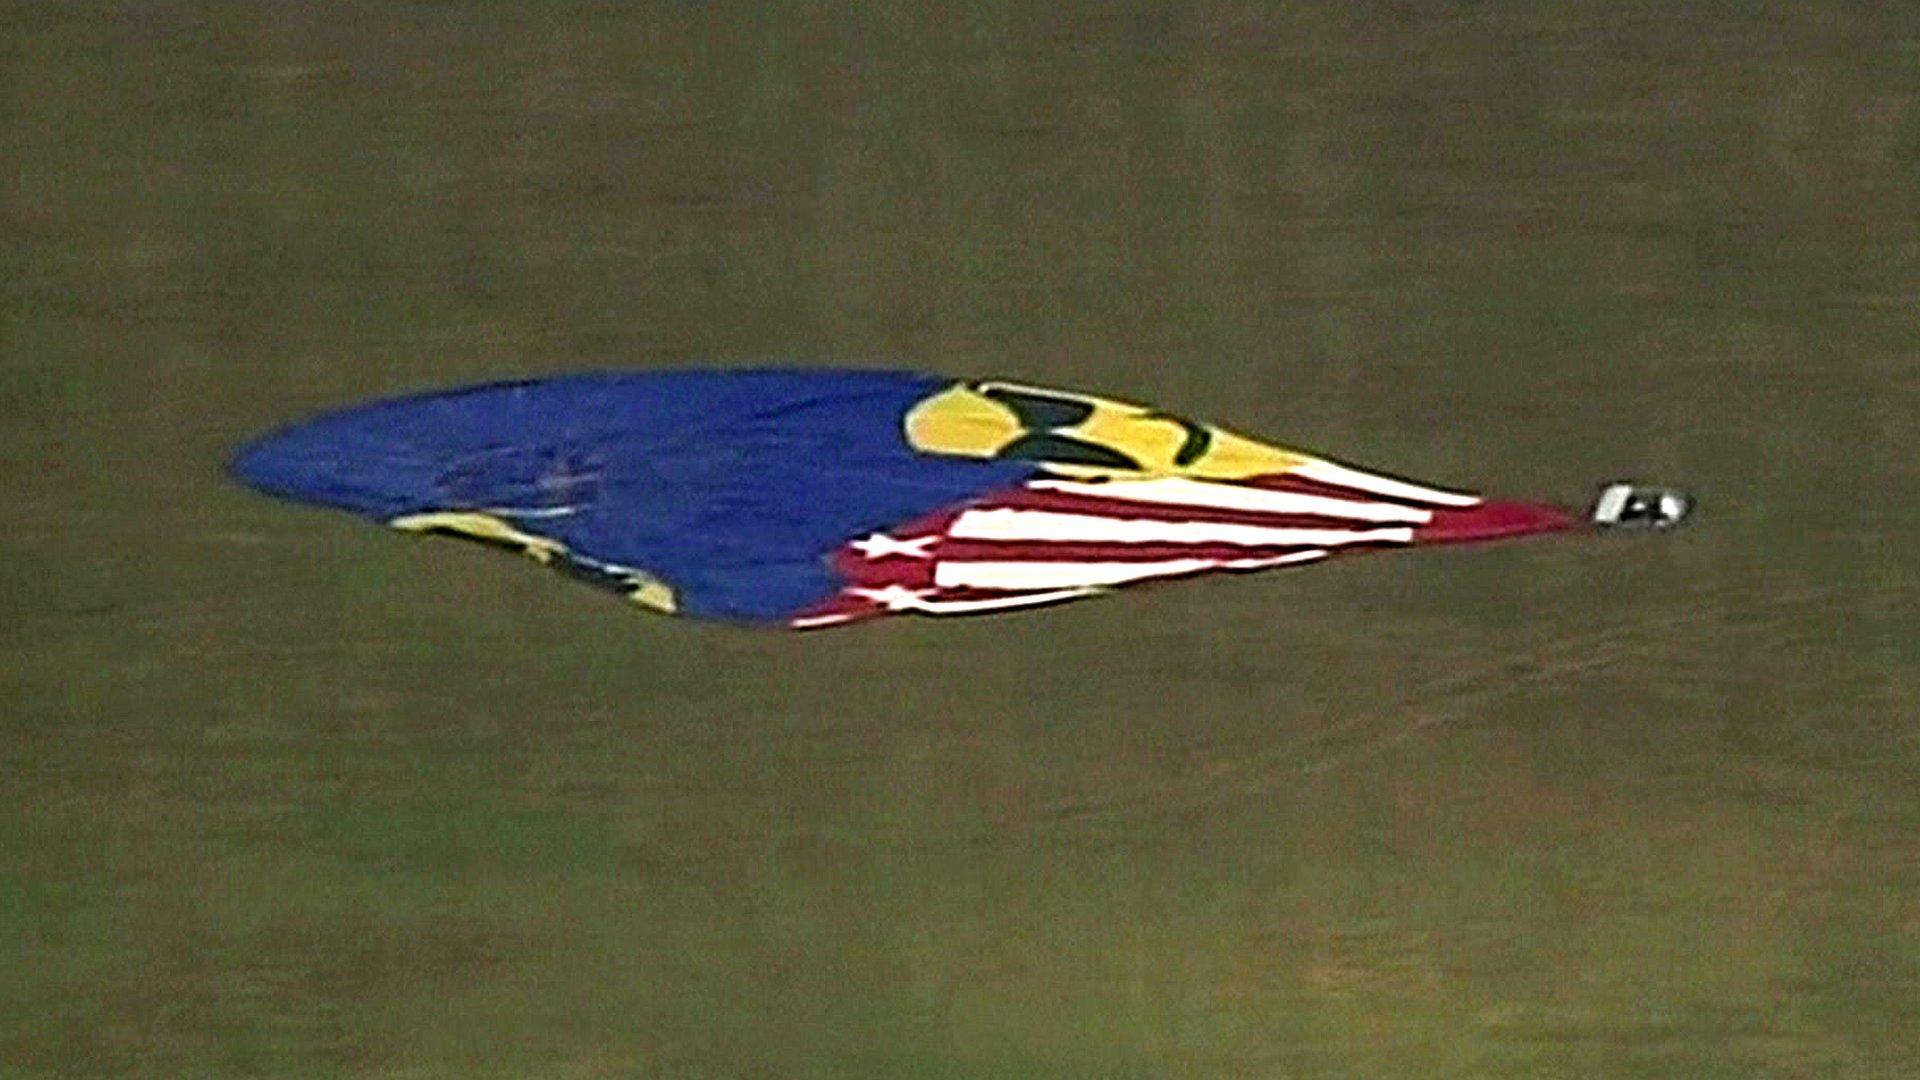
4, 2, 1917, 1076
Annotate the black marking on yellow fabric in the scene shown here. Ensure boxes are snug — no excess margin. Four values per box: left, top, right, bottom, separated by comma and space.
548, 553, 648, 594
415, 524, 533, 558
413, 525, 634, 596
978, 384, 1096, 431
997, 433, 1143, 470
1145, 412, 1213, 466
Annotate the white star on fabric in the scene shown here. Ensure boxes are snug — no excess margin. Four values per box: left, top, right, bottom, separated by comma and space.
848, 532, 938, 559
848, 585, 937, 610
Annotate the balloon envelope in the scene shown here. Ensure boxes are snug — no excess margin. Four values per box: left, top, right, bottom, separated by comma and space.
231, 370, 1580, 627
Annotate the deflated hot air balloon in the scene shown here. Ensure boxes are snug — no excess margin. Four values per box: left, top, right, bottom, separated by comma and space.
230, 370, 1690, 628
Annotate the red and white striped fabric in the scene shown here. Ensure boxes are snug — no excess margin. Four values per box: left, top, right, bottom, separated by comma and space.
788, 463, 1577, 628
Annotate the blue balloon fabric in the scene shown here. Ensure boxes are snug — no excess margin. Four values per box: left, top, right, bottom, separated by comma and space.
232, 370, 1041, 621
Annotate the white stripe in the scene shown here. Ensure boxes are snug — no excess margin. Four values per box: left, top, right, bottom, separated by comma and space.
949, 508, 1416, 548
1219, 550, 1331, 570
1027, 477, 1432, 524
1291, 459, 1481, 507
790, 612, 859, 629
937, 558, 1213, 590
935, 549, 1327, 591
850, 585, 1099, 614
